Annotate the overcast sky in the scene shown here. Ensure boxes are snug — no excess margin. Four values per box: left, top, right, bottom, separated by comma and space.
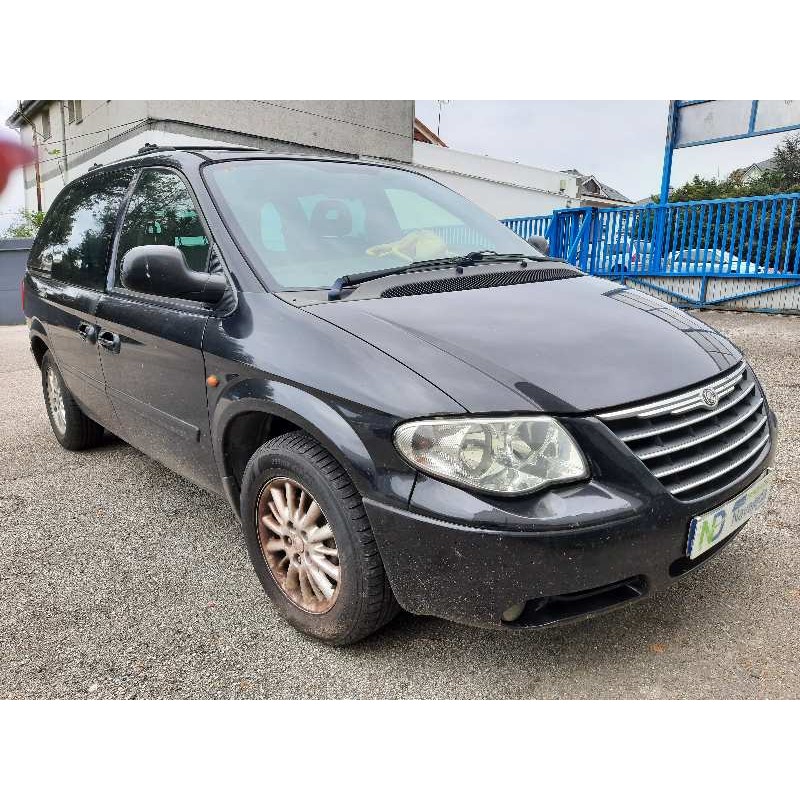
1, 99, 790, 218
415, 100, 788, 202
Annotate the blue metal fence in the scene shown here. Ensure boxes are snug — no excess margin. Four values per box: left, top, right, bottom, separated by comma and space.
430, 224, 494, 249
503, 214, 552, 241
502, 193, 800, 309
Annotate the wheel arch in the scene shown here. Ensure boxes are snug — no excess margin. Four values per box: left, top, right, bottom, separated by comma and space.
212, 379, 379, 515
29, 324, 49, 368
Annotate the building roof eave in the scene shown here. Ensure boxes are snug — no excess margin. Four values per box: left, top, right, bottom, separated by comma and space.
413, 117, 447, 147
5, 101, 50, 129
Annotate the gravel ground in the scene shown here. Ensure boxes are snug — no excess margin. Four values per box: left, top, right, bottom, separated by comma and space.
1, 311, 798, 699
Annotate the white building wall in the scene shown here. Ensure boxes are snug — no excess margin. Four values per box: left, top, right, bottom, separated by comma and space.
23, 126, 233, 211
148, 100, 413, 163
15, 100, 415, 212
16, 105, 577, 221
412, 142, 578, 219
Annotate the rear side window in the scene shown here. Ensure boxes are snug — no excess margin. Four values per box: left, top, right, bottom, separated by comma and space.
115, 168, 210, 282
29, 168, 134, 290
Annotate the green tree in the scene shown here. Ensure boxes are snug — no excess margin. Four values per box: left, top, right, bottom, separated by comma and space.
762, 135, 800, 193
662, 133, 800, 201
2, 208, 45, 238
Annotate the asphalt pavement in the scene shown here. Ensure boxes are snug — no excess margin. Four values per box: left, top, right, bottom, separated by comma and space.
1, 311, 798, 699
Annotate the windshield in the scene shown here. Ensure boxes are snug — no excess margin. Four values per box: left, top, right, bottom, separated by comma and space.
204, 159, 542, 290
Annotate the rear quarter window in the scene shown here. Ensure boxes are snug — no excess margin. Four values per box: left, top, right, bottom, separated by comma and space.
28, 168, 135, 291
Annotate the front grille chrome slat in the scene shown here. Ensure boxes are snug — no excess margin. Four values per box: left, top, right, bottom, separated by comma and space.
650, 415, 767, 478
637, 396, 764, 460
667, 431, 771, 496
598, 363, 747, 421
599, 362, 771, 501
616, 379, 756, 443
648, 380, 739, 417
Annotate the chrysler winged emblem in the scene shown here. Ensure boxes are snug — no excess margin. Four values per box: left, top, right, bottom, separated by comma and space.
702, 387, 719, 408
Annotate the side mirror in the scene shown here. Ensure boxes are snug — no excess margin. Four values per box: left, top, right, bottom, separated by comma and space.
527, 235, 549, 257
120, 245, 228, 304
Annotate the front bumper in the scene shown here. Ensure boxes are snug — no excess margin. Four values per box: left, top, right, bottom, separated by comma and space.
365, 415, 777, 630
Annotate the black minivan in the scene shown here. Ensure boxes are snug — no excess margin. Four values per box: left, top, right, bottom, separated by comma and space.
24, 147, 777, 644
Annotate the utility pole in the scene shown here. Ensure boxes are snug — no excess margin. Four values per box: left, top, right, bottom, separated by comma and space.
59, 100, 68, 183
436, 100, 450, 138
32, 126, 42, 213
16, 103, 44, 212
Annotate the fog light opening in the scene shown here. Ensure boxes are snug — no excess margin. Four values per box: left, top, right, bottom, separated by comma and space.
501, 602, 525, 623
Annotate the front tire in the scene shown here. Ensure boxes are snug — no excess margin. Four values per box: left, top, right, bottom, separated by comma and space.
41, 351, 104, 451
241, 431, 399, 645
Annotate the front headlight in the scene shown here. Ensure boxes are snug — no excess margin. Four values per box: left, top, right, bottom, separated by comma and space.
393, 416, 589, 496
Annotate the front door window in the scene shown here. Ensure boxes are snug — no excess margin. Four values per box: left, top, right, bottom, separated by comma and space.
115, 168, 210, 286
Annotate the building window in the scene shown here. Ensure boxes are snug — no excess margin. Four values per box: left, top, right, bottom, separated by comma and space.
40, 107, 51, 141
67, 100, 83, 124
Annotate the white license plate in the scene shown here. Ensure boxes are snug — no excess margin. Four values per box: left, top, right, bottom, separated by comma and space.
687, 469, 773, 560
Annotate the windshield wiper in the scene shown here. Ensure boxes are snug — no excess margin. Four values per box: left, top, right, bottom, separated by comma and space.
328, 251, 535, 300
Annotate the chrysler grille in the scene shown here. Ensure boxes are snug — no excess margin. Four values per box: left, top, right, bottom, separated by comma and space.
598, 363, 770, 500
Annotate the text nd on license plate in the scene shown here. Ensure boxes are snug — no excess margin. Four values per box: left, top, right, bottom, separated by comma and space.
687, 469, 773, 560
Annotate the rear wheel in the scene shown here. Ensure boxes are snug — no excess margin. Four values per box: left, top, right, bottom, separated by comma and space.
41, 351, 104, 450
241, 431, 399, 645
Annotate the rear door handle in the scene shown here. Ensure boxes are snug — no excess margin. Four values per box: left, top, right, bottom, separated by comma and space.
77, 322, 98, 344
98, 330, 121, 354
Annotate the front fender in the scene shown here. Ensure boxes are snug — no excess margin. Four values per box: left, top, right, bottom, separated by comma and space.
202, 292, 466, 515
210, 376, 418, 507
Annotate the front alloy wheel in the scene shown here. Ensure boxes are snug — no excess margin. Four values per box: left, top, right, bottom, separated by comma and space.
241, 431, 399, 645
257, 477, 341, 614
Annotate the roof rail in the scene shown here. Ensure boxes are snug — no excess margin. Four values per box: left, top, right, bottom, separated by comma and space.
137, 142, 174, 155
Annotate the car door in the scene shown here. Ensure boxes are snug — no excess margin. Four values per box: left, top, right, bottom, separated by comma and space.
26, 168, 135, 431
94, 167, 222, 493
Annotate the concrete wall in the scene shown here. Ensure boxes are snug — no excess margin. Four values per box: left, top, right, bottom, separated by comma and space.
619, 274, 800, 314
22, 126, 240, 212
17, 100, 415, 212
19, 101, 147, 210
412, 142, 579, 219
148, 100, 413, 162
0, 238, 32, 324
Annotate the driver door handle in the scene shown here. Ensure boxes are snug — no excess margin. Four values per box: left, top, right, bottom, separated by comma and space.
98, 330, 121, 354
77, 322, 98, 344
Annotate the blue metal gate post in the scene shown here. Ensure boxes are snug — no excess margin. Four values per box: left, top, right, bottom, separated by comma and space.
652, 100, 679, 272
578, 207, 594, 272
546, 210, 558, 256
549, 210, 564, 258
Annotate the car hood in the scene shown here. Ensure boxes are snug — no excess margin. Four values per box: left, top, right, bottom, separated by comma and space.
307, 275, 743, 414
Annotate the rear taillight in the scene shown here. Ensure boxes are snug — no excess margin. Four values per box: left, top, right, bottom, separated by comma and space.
20, 278, 25, 312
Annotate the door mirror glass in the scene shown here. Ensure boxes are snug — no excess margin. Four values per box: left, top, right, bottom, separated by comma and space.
120, 245, 227, 303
